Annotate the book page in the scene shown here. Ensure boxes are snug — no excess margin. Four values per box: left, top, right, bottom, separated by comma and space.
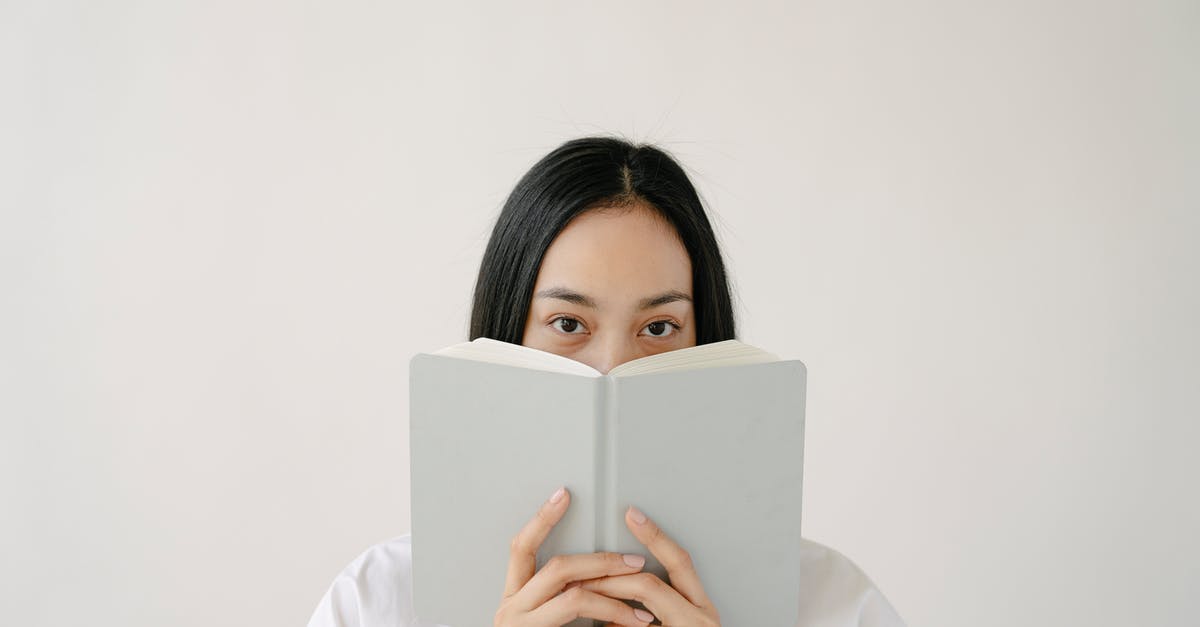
432, 338, 601, 376
431, 337, 779, 377
608, 339, 778, 376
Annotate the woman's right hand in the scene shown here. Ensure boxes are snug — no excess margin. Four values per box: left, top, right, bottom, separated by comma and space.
494, 486, 658, 627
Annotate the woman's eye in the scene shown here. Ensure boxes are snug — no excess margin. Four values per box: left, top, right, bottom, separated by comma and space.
642, 320, 681, 338
551, 316, 586, 335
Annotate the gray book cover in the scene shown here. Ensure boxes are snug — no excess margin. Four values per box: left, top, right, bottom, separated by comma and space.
409, 351, 806, 626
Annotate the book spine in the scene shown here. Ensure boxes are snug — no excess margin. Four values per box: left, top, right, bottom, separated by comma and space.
594, 376, 619, 552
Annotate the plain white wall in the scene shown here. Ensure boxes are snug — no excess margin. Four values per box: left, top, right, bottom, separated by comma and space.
3, 1, 1197, 625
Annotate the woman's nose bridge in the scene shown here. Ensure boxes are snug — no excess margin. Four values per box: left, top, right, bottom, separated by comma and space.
594, 333, 639, 374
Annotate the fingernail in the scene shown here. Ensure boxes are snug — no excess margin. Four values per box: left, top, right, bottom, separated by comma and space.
628, 505, 648, 524
622, 553, 645, 568
549, 486, 565, 503
634, 608, 655, 623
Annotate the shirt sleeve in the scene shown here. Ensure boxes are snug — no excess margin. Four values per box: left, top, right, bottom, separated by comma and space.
857, 587, 907, 627
306, 537, 425, 627
795, 538, 906, 627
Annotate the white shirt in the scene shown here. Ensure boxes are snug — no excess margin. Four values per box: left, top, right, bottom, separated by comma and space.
307, 534, 905, 627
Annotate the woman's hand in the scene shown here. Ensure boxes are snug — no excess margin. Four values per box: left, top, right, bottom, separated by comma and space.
572, 506, 721, 627
495, 486, 659, 627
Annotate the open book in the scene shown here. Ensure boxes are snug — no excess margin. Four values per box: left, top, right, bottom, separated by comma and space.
409, 338, 807, 626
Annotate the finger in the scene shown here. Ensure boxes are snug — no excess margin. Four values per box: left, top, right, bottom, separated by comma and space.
580, 572, 699, 626
624, 505, 713, 608
526, 587, 656, 627
503, 486, 570, 598
512, 551, 648, 611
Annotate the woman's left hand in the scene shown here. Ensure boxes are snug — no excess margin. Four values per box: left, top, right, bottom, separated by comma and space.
569, 505, 721, 627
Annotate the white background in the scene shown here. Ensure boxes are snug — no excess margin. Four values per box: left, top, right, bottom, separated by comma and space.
3, 1, 1197, 626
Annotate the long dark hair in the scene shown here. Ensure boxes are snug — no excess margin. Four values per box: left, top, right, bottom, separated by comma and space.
469, 136, 736, 345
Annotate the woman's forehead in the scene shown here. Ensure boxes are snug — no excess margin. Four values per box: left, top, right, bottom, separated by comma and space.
533, 204, 692, 303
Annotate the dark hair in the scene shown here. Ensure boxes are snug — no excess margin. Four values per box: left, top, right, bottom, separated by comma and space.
469, 136, 736, 345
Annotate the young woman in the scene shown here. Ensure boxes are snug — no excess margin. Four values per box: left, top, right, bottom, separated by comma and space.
307, 137, 905, 627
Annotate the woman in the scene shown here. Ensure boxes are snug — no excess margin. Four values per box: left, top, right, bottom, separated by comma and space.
307, 137, 905, 627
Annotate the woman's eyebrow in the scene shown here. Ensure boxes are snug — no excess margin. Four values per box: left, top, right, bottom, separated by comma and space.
534, 287, 691, 311
535, 287, 599, 309
637, 289, 692, 310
